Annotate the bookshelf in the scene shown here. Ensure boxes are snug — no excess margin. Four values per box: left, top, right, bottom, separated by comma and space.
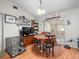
31, 20, 39, 33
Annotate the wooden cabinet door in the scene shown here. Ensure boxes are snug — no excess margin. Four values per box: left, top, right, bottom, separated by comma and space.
23, 35, 34, 47
24, 36, 30, 46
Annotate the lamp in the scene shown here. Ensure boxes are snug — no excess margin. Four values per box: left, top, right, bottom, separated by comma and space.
37, 0, 46, 15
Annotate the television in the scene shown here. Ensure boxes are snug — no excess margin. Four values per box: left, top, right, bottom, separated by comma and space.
22, 27, 34, 36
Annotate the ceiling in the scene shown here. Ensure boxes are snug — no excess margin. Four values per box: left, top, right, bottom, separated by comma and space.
11, 0, 79, 18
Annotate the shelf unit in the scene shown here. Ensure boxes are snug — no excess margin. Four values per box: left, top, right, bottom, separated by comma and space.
6, 36, 25, 57
31, 20, 39, 33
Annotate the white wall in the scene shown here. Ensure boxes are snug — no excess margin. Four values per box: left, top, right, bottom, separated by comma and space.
0, 0, 35, 50
44, 21, 51, 32
38, 20, 45, 32
60, 8, 79, 48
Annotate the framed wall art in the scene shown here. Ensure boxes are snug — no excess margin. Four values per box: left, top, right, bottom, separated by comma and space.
5, 14, 16, 24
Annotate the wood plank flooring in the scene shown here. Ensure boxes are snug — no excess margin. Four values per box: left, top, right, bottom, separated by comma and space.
0, 45, 79, 59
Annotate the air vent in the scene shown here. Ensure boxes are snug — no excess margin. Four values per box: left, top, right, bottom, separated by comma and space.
13, 5, 18, 10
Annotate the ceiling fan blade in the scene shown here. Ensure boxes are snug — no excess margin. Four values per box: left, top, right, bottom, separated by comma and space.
45, 16, 60, 20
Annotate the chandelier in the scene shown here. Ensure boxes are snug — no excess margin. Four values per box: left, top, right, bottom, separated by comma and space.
37, 0, 46, 15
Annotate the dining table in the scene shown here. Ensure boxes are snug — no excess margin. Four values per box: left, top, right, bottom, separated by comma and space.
33, 34, 57, 57
34, 34, 56, 45
34, 34, 47, 42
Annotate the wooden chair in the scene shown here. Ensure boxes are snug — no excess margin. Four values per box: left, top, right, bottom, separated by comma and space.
34, 39, 41, 48
46, 35, 57, 46
42, 39, 54, 57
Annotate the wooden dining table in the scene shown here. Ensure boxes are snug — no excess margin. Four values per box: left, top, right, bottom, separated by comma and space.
33, 34, 57, 57
34, 34, 57, 46
34, 34, 47, 42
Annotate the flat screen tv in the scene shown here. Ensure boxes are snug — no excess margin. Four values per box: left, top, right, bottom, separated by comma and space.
22, 27, 34, 36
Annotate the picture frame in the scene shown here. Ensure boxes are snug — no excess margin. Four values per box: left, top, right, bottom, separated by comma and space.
5, 14, 16, 24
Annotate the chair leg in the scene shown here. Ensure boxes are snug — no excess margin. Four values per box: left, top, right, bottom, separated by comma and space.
45, 48, 49, 57
52, 48, 54, 56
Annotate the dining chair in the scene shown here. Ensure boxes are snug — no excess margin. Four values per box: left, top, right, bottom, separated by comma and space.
43, 40, 54, 57
34, 39, 41, 48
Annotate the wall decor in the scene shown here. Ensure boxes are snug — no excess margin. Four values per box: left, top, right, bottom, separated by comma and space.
67, 20, 71, 25
5, 14, 16, 24
16, 18, 19, 26
19, 16, 31, 27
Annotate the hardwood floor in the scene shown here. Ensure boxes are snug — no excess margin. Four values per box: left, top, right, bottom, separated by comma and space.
1, 45, 79, 59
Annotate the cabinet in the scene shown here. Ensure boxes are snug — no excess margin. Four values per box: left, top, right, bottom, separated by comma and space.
6, 36, 25, 57
6, 37, 19, 57
23, 35, 34, 47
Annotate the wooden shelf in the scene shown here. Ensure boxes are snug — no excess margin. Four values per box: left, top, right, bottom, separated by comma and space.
34, 23, 38, 24
31, 20, 39, 32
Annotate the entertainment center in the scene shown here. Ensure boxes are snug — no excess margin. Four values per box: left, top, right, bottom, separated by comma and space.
19, 19, 39, 47
21, 27, 34, 47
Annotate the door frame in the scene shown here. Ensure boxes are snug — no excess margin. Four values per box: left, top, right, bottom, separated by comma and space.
0, 13, 4, 52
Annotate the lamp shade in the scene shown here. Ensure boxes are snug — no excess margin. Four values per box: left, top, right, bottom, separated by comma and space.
37, 8, 42, 15
37, 8, 46, 15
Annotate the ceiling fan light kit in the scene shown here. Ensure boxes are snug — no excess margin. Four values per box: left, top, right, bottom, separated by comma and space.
37, 8, 46, 15
37, 0, 46, 15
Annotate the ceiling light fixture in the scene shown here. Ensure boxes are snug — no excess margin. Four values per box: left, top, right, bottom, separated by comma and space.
37, 0, 46, 15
